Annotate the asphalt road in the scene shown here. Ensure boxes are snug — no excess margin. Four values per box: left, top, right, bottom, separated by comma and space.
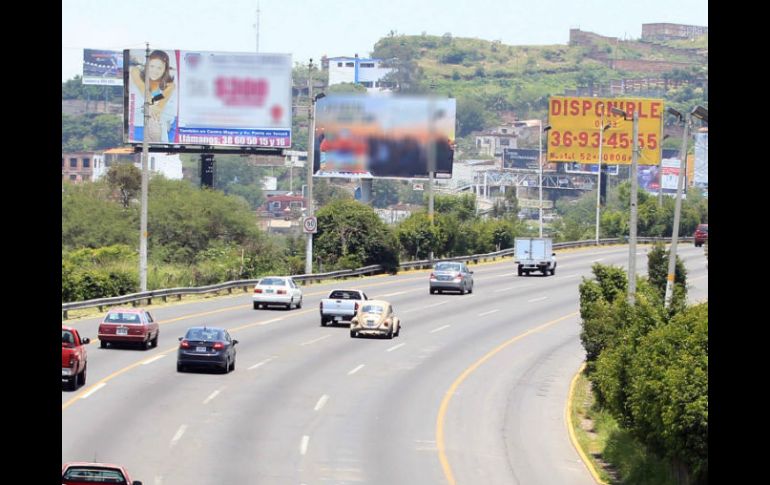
62, 244, 708, 485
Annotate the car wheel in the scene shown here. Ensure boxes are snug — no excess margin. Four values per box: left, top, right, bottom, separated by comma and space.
177, 362, 185, 373
551, 265, 556, 275
222, 358, 230, 374
297, 298, 302, 309
395, 324, 400, 337
78, 364, 87, 387
518, 266, 523, 276
100, 340, 107, 349
253, 302, 259, 310
388, 328, 394, 339
321, 317, 327, 327
230, 357, 236, 372
151, 333, 159, 347
430, 288, 435, 294
468, 283, 473, 294
350, 331, 356, 338
144, 338, 152, 350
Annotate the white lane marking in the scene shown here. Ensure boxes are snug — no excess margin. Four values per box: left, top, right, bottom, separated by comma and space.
528, 297, 548, 303
592, 258, 604, 262
348, 364, 365, 375
386, 343, 405, 352
170, 425, 187, 448
248, 357, 276, 370
478, 309, 499, 317
314, 394, 329, 411
403, 300, 449, 313
430, 325, 451, 333
379, 291, 407, 297
494, 286, 517, 293
80, 383, 106, 398
142, 355, 166, 365
301, 334, 331, 346
203, 390, 221, 405
258, 317, 284, 326
300, 435, 310, 455
563, 274, 579, 278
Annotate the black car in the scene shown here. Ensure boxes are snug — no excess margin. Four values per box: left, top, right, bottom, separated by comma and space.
177, 326, 238, 373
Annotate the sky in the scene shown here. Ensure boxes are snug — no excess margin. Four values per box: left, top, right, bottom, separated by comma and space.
62, 0, 708, 82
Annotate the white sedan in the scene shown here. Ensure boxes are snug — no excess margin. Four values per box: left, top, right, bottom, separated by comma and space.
253, 277, 303, 310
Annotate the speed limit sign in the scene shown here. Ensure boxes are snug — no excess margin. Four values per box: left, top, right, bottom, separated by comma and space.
303, 216, 318, 234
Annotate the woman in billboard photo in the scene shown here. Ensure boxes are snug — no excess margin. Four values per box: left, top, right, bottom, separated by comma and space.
129, 50, 177, 143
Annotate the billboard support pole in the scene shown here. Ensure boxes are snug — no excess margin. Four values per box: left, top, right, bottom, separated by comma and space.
427, 97, 436, 264
305, 59, 315, 275
139, 43, 151, 292
595, 104, 608, 245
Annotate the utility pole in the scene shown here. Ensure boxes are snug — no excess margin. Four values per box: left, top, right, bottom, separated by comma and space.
427, 96, 436, 263
628, 110, 639, 304
595, 103, 608, 245
664, 112, 689, 308
305, 59, 315, 275
139, 43, 150, 291
538, 119, 543, 238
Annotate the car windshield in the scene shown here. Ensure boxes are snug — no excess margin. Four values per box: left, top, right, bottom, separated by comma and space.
186, 328, 224, 341
361, 305, 384, 314
435, 263, 462, 272
330, 290, 358, 299
105, 312, 141, 324
62, 466, 126, 483
260, 278, 286, 286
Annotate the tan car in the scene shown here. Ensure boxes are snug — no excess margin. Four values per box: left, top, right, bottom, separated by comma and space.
350, 300, 401, 339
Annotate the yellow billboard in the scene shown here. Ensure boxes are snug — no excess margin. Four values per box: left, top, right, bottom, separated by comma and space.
547, 96, 664, 166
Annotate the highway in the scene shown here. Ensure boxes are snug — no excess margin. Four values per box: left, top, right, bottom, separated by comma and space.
62, 244, 708, 485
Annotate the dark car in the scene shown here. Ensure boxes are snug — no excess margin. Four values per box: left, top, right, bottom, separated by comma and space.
62, 462, 142, 485
693, 223, 708, 247
177, 326, 238, 373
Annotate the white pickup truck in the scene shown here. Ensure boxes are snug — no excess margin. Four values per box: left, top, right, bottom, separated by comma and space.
320, 289, 369, 326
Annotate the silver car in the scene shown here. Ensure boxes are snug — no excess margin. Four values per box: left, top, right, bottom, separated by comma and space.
429, 262, 474, 294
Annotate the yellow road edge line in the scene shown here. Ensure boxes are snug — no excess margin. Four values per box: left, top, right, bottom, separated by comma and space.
566, 362, 609, 485
436, 311, 579, 485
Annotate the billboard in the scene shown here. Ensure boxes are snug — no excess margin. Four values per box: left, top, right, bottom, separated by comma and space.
548, 96, 663, 165
313, 94, 456, 179
503, 148, 539, 170
83, 49, 124, 86
637, 148, 680, 194
124, 49, 292, 148
694, 132, 708, 188
563, 162, 619, 175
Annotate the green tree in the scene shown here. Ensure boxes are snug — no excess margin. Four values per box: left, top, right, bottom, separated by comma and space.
456, 97, 487, 136
313, 178, 352, 207
62, 181, 138, 250
314, 199, 399, 271
646, 242, 687, 304
395, 211, 440, 260
106, 163, 141, 208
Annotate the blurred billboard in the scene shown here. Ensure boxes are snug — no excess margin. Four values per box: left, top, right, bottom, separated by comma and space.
124, 49, 292, 148
638, 149, 683, 195
83, 49, 124, 86
313, 94, 456, 179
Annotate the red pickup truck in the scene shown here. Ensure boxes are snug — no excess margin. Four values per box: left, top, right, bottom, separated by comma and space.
62, 326, 89, 391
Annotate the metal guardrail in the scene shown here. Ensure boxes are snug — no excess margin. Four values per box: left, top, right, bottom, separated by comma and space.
61, 237, 693, 319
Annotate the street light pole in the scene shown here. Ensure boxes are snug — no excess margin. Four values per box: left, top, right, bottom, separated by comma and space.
305, 59, 315, 275
538, 119, 543, 238
595, 103, 607, 245
139, 43, 150, 291
611, 107, 639, 304
663, 105, 706, 308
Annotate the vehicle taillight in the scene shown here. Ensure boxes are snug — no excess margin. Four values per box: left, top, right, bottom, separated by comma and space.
254, 288, 263, 294
453, 272, 462, 281
213, 342, 225, 350
180, 340, 190, 349
277, 289, 287, 294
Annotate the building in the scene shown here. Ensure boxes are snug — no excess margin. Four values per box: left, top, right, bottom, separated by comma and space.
263, 194, 306, 219
326, 55, 395, 93
475, 126, 519, 157
62, 152, 97, 182
642, 23, 708, 42
91, 147, 183, 181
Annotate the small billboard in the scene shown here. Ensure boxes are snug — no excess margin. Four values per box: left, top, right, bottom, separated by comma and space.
694, 132, 708, 188
83, 49, 124, 86
563, 162, 619, 175
637, 148, 681, 194
124, 49, 292, 148
313, 94, 456, 179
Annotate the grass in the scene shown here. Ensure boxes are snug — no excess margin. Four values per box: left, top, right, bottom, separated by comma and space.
571, 371, 678, 484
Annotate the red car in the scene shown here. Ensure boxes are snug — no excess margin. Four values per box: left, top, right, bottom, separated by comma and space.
62, 326, 89, 391
62, 462, 142, 485
98, 308, 159, 350
693, 223, 708, 247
